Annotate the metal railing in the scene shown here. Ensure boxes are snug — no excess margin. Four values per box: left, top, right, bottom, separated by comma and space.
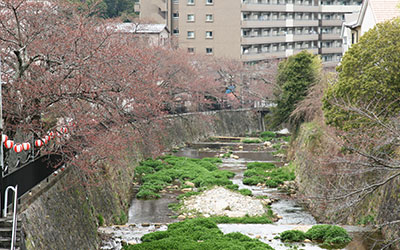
3, 185, 18, 250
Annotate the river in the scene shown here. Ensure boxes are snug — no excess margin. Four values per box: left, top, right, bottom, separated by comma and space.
99, 139, 383, 250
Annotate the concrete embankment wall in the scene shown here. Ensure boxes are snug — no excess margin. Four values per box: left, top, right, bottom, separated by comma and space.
292, 121, 400, 249
20, 109, 261, 250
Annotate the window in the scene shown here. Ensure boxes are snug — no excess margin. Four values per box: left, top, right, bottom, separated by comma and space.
172, 0, 179, 3
187, 14, 195, 21
187, 31, 195, 39
173, 13, 179, 18
206, 14, 213, 22
206, 0, 213, 4
206, 48, 213, 54
187, 0, 194, 5
187, 47, 195, 53
206, 31, 213, 39
173, 29, 179, 35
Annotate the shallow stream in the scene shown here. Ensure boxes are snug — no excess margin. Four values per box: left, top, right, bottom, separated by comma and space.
99, 141, 383, 250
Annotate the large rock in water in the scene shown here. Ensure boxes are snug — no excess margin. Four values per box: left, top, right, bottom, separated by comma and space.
183, 186, 267, 217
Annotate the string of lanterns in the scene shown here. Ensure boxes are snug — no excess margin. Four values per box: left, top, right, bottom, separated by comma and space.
2, 126, 70, 153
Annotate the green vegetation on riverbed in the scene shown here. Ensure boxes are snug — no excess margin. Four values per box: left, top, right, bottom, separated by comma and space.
123, 218, 275, 250
134, 156, 235, 199
242, 138, 262, 143
208, 214, 273, 224
242, 162, 295, 187
278, 225, 352, 248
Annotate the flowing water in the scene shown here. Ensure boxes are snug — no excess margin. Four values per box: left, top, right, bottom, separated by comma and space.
99, 140, 384, 250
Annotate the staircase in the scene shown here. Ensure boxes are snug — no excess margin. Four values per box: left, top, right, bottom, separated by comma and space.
0, 216, 21, 250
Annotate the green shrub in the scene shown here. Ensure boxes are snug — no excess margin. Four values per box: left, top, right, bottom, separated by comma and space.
247, 162, 276, 170
177, 191, 201, 200
206, 215, 273, 224
134, 156, 235, 199
243, 162, 294, 188
357, 214, 375, 225
97, 214, 104, 226
243, 176, 265, 185
238, 189, 252, 196
136, 189, 161, 199
123, 218, 274, 250
242, 138, 262, 144
305, 225, 352, 245
226, 184, 239, 190
279, 230, 306, 242
260, 131, 277, 141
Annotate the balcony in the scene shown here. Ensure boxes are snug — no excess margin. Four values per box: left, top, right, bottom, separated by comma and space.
321, 19, 343, 26
242, 20, 287, 28
292, 5, 319, 12
289, 33, 318, 42
291, 19, 319, 27
241, 33, 318, 45
241, 35, 286, 44
294, 48, 318, 54
321, 47, 342, 53
241, 51, 286, 61
241, 3, 286, 11
321, 33, 341, 40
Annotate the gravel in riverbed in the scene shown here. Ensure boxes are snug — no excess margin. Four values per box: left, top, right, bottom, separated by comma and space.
183, 186, 267, 217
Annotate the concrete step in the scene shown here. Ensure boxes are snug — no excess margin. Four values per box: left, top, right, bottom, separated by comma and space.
0, 217, 21, 228
0, 228, 21, 237
0, 236, 21, 248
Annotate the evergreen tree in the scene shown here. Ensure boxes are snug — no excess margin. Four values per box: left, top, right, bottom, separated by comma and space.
269, 51, 321, 128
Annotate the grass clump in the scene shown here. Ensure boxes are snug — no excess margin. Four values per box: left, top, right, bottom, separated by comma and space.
209, 215, 273, 224
238, 189, 253, 196
123, 218, 274, 250
242, 138, 262, 144
134, 156, 234, 199
279, 230, 306, 242
242, 162, 295, 187
260, 131, 277, 141
305, 224, 352, 245
279, 225, 352, 247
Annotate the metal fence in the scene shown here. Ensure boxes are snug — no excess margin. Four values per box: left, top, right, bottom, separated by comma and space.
1, 154, 63, 212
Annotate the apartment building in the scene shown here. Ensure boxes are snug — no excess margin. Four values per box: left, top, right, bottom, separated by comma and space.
136, 0, 362, 67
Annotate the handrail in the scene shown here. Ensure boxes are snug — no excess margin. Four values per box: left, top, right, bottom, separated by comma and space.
3, 185, 18, 250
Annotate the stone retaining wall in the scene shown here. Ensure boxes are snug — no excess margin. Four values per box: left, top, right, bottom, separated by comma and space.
20, 109, 261, 250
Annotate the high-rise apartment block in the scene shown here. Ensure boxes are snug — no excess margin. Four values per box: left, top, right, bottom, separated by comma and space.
135, 0, 362, 67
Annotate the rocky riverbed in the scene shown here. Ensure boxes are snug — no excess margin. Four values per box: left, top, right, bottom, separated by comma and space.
99, 139, 383, 250
183, 186, 267, 217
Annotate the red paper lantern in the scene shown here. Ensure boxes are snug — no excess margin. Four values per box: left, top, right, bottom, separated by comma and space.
13, 144, 23, 153
2, 134, 8, 143
44, 135, 50, 141
43, 138, 48, 144
4, 140, 14, 149
53, 170, 58, 176
22, 142, 31, 151
49, 131, 55, 139
62, 127, 68, 133
35, 139, 43, 147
